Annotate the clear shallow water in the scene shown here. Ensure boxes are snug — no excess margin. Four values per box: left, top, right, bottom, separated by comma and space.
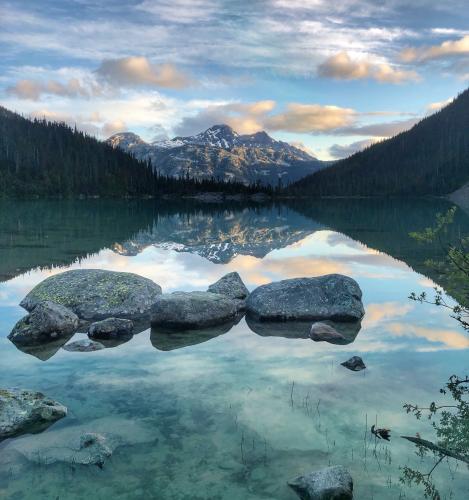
0, 199, 468, 499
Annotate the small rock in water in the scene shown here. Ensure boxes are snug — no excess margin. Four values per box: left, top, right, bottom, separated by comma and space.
88, 317, 134, 339
310, 322, 346, 343
341, 356, 366, 372
288, 465, 353, 500
8, 301, 79, 345
0, 389, 67, 441
63, 338, 105, 352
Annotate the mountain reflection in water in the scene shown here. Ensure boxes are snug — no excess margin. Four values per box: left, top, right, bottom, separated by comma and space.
1, 198, 469, 499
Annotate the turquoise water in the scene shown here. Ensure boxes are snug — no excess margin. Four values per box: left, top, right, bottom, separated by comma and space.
0, 199, 468, 499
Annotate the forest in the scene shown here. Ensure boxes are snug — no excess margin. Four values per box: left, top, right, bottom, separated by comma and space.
288, 87, 469, 197
0, 107, 267, 198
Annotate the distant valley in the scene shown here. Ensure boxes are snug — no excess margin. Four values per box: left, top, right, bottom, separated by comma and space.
107, 124, 327, 186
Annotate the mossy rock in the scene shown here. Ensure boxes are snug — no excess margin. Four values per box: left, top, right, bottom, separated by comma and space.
20, 269, 162, 321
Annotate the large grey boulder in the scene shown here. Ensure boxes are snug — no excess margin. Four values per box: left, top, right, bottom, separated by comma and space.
20, 269, 162, 321
246, 275, 364, 322
288, 465, 353, 499
151, 291, 238, 329
0, 389, 67, 441
88, 317, 134, 339
8, 301, 78, 345
207, 272, 249, 301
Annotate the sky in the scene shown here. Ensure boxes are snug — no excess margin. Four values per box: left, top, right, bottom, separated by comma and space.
1, 0, 468, 160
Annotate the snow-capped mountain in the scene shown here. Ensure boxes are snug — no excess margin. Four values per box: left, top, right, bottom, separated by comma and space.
107, 124, 327, 186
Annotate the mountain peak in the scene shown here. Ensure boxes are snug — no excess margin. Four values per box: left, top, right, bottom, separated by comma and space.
106, 132, 146, 149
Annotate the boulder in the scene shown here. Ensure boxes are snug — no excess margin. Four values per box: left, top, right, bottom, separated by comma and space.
20, 269, 162, 321
246, 275, 364, 322
0, 389, 67, 441
88, 317, 134, 339
341, 356, 366, 372
63, 338, 105, 352
310, 322, 346, 343
8, 301, 79, 345
288, 465, 353, 500
207, 272, 249, 301
151, 291, 238, 329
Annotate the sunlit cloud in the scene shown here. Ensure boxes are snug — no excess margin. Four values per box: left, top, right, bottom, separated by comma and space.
426, 97, 454, 111
318, 51, 419, 84
7, 78, 101, 101
401, 35, 469, 62
96, 57, 193, 89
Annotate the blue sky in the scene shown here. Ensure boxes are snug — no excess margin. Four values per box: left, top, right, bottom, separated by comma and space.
1, 0, 468, 159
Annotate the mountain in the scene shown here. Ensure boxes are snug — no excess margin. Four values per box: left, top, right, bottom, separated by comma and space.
0, 107, 266, 197
288, 87, 469, 197
107, 124, 326, 186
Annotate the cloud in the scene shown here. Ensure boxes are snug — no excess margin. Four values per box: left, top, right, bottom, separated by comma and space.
28, 109, 126, 138
137, 0, 216, 24
401, 35, 469, 62
174, 100, 276, 135
426, 97, 453, 111
318, 51, 419, 83
6, 78, 97, 100
175, 100, 355, 135
334, 117, 419, 137
265, 103, 356, 133
96, 57, 193, 89
329, 139, 376, 159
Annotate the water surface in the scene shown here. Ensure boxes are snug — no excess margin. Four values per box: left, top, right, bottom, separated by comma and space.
1, 199, 468, 499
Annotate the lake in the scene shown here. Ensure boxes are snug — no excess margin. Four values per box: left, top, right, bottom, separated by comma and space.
1, 199, 468, 499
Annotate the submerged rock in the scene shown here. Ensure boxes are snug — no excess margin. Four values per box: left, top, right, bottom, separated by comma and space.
288, 465, 353, 500
310, 322, 346, 343
4, 416, 156, 467
8, 301, 79, 345
63, 338, 105, 352
207, 272, 249, 305
20, 269, 162, 321
246, 275, 364, 322
0, 389, 67, 441
88, 317, 134, 339
341, 356, 366, 372
151, 291, 238, 329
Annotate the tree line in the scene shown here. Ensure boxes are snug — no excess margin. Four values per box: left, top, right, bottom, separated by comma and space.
287, 87, 469, 197
0, 107, 270, 198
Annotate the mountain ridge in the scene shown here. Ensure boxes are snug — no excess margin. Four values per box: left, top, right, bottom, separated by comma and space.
107, 124, 326, 186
